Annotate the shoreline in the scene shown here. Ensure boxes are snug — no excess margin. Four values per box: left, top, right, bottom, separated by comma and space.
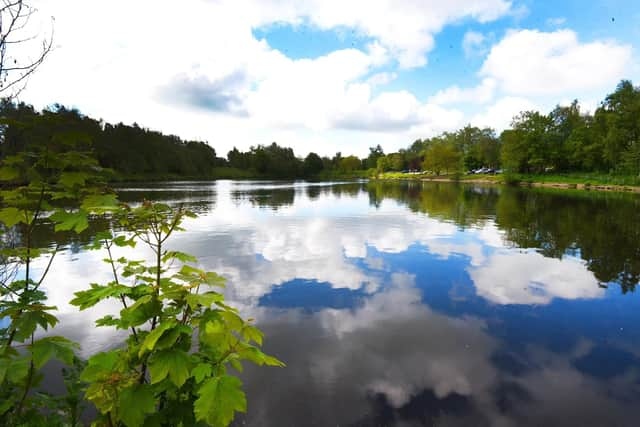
374, 176, 640, 193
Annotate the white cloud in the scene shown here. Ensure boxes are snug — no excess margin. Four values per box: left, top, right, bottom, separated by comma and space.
366, 71, 398, 86
434, 28, 633, 129
546, 17, 567, 27
480, 29, 633, 97
18, 0, 517, 157
331, 89, 465, 133
242, 0, 512, 68
462, 31, 487, 57
470, 96, 538, 130
469, 250, 603, 305
429, 77, 497, 105
17, 1, 639, 157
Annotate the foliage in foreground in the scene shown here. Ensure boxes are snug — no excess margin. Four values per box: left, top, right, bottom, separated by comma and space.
0, 137, 283, 426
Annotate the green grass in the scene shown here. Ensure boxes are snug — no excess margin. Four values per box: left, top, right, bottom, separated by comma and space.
375, 171, 427, 180
314, 169, 373, 180
505, 173, 640, 187
457, 174, 501, 182
374, 170, 640, 189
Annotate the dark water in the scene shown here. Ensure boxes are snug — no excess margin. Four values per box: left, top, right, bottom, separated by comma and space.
26, 180, 640, 426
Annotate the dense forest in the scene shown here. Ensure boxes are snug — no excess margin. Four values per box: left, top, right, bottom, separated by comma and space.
0, 101, 225, 178
1, 79, 638, 179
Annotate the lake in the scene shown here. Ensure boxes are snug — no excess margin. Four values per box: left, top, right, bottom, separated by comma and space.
33, 180, 640, 426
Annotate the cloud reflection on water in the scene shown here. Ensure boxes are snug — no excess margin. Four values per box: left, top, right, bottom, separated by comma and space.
25, 181, 640, 425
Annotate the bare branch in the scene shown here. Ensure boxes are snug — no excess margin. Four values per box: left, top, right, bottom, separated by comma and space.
0, 0, 54, 99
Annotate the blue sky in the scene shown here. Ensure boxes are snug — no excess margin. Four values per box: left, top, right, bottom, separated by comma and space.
24, 0, 640, 157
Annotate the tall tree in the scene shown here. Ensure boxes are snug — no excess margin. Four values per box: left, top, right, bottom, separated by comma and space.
365, 145, 384, 169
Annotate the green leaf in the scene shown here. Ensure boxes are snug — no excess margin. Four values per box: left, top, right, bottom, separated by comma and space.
138, 320, 176, 357
71, 283, 131, 310
241, 325, 263, 346
204, 272, 226, 287
120, 295, 161, 328
95, 315, 119, 327
0, 361, 6, 384
185, 292, 223, 310
11, 309, 59, 342
113, 235, 135, 247
262, 354, 286, 367
81, 194, 119, 213
199, 316, 231, 351
6, 356, 30, 383
238, 345, 285, 368
0, 166, 19, 181
148, 349, 191, 387
229, 358, 243, 373
58, 171, 88, 188
0, 398, 12, 415
31, 336, 79, 369
177, 264, 204, 277
50, 209, 89, 233
155, 324, 191, 350
118, 384, 156, 427
194, 375, 246, 427
220, 310, 244, 331
0, 207, 24, 227
80, 350, 120, 382
162, 251, 197, 264
191, 363, 213, 383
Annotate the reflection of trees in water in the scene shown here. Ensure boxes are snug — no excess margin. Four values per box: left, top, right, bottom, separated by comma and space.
306, 185, 322, 200
232, 182, 367, 210
27, 217, 113, 252
26, 181, 640, 294
116, 185, 215, 214
367, 182, 640, 293
331, 182, 365, 198
495, 188, 640, 293
306, 182, 366, 200
0, 225, 20, 288
233, 188, 296, 210
368, 181, 500, 227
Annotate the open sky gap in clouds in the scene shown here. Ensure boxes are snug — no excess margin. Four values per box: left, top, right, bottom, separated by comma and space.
22, 0, 640, 157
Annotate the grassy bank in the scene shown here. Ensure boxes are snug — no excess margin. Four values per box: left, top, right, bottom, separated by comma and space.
374, 171, 640, 192
504, 173, 640, 187
314, 169, 373, 180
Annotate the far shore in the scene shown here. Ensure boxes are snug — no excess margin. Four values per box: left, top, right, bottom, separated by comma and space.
373, 174, 640, 194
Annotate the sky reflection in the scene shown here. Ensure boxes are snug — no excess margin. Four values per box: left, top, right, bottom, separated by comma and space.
30, 180, 640, 426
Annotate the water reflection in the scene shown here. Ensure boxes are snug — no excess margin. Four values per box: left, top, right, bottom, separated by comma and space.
369, 182, 640, 293
28, 180, 640, 426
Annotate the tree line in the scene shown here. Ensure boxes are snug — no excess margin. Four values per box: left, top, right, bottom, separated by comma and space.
378, 80, 640, 176
0, 101, 224, 179
225, 80, 639, 178
1, 79, 639, 179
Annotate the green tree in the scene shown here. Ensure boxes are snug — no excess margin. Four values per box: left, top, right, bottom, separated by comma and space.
72, 201, 284, 426
594, 80, 640, 174
500, 129, 528, 173
340, 155, 361, 172
365, 145, 384, 169
0, 134, 108, 425
303, 152, 324, 176
422, 141, 462, 175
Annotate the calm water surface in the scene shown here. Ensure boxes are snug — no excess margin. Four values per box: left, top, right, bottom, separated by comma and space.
35, 180, 640, 426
